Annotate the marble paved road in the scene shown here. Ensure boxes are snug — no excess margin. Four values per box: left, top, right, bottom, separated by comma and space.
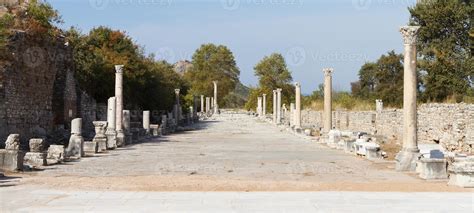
0, 187, 472, 212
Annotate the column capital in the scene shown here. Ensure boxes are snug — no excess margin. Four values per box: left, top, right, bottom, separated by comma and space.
295, 82, 301, 87
115, 65, 124, 73
276, 88, 282, 92
323, 68, 334, 77
262, 93, 267, 97
212, 81, 218, 85
400, 26, 420, 45
174, 89, 180, 95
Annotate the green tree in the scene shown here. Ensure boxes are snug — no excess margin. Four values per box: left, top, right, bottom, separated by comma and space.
245, 53, 294, 111
409, 0, 473, 102
184, 44, 240, 107
66, 26, 185, 111
352, 51, 406, 106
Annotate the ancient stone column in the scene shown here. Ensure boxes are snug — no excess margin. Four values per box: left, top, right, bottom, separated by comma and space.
174, 89, 180, 123
294, 82, 302, 129
396, 26, 421, 171
123, 110, 132, 144
201, 95, 205, 113
211, 97, 214, 109
272, 90, 277, 123
276, 88, 282, 124
323, 68, 333, 134
206, 97, 210, 113
376, 99, 384, 112
66, 118, 84, 158
106, 97, 117, 149
213, 81, 219, 114
290, 103, 295, 127
115, 65, 125, 147
262, 94, 267, 116
257, 97, 263, 116
143, 111, 150, 135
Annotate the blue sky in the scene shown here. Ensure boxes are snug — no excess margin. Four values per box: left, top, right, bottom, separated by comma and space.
49, 0, 416, 94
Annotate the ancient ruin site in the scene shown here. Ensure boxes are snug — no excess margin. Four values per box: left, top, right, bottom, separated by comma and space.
0, 0, 473, 212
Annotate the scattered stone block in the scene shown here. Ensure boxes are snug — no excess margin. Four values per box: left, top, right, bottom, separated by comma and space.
448, 156, 474, 188
83, 141, 98, 156
0, 149, 25, 171
24, 152, 47, 167
47, 145, 65, 163
29, 139, 45, 152
150, 124, 160, 137
92, 121, 108, 152
65, 118, 84, 158
417, 158, 447, 180
326, 130, 341, 148
5, 134, 20, 150
342, 139, 356, 153
366, 146, 382, 160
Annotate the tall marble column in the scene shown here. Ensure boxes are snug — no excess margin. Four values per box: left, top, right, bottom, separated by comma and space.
294, 82, 302, 129
290, 103, 295, 127
200, 95, 205, 113
396, 26, 421, 171
272, 90, 277, 123
323, 68, 333, 134
213, 81, 219, 114
206, 97, 210, 113
106, 97, 117, 149
123, 110, 132, 144
143, 111, 150, 135
257, 97, 263, 116
211, 97, 214, 109
276, 88, 282, 124
174, 89, 180, 123
115, 65, 125, 147
262, 94, 267, 116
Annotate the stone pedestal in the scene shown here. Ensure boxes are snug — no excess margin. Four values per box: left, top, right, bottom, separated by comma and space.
47, 145, 65, 164
66, 118, 84, 159
106, 97, 117, 149
396, 26, 421, 171
150, 124, 160, 137
323, 68, 333, 134
24, 152, 47, 167
448, 156, 474, 188
83, 141, 98, 156
417, 158, 447, 180
0, 149, 25, 171
93, 121, 107, 152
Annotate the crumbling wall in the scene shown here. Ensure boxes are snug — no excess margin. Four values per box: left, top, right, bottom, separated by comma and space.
300, 103, 474, 154
0, 31, 96, 146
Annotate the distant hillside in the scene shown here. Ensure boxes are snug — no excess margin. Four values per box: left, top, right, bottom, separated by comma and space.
223, 81, 250, 109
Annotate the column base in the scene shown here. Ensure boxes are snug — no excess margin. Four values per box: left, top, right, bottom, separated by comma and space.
105, 129, 117, 150
395, 148, 421, 171
116, 131, 125, 147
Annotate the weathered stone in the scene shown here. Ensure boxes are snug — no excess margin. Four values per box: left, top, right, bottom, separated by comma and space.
448, 156, 474, 188
83, 141, 98, 156
123, 110, 132, 144
47, 145, 64, 163
5, 134, 20, 150
323, 68, 333, 134
65, 118, 84, 158
0, 149, 25, 171
24, 152, 47, 167
92, 121, 107, 152
29, 138, 45, 152
115, 65, 125, 147
143, 111, 151, 134
150, 124, 160, 137
106, 97, 117, 149
417, 158, 447, 180
213, 81, 219, 114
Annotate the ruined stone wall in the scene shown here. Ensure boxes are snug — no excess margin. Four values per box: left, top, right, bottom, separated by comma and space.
0, 31, 97, 146
300, 103, 474, 154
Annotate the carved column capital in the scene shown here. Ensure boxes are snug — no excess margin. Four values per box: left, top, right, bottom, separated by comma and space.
115, 65, 124, 73
400, 26, 420, 45
323, 68, 333, 77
